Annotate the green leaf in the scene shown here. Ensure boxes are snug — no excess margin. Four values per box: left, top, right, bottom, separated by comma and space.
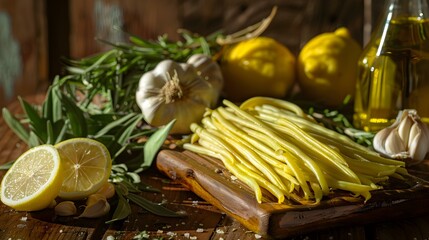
19, 97, 47, 142
46, 120, 54, 145
61, 93, 87, 137
137, 182, 160, 193
42, 86, 54, 120
106, 189, 131, 224
0, 160, 15, 170
117, 178, 141, 193
127, 192, 184, 218
28, 131, 40, 147
2, 108, 30, 145
142, 119, 176, 169
116, 114, 143, 145
53, 119, 67, 144
51, 85, 63, 123
112, 144, 128, 160
93, 113, 137, 138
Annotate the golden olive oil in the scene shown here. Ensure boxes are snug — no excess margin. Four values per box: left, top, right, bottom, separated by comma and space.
354, 17, 429, 132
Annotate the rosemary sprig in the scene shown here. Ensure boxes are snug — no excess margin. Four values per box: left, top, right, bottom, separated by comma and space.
61, 30, 223, 114
308, 107, 375, 147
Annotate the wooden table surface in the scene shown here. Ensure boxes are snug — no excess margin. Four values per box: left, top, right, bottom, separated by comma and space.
1, 95, 429, 240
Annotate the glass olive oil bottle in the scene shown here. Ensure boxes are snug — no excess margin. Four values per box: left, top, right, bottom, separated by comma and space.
354, 0, 429, 132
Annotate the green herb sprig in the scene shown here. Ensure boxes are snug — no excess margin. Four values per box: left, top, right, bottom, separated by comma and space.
0, 29, 224, 223
1, 81, 181, 221
308, 107, 375, 147
61, 30, 222, 114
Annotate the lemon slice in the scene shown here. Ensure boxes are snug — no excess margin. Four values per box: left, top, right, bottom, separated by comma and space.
1, 145, 63, 211
55, 138, 112, 200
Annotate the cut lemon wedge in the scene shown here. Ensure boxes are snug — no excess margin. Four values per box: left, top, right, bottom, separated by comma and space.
1, 145, 63, 211
55, 138, 112, 200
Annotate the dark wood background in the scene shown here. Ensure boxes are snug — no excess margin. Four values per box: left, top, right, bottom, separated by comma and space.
0, 0, 385, 108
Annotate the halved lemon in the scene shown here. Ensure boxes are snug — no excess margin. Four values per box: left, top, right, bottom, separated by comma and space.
55, 138, 112, 200
1, 145, 63, 211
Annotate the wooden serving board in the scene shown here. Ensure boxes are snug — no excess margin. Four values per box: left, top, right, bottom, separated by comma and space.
156, 149, 429, 239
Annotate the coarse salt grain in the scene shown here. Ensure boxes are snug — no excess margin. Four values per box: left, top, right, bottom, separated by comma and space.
255, 234, 262, 239
216, 229, 225, 234
196, 228, 204, 233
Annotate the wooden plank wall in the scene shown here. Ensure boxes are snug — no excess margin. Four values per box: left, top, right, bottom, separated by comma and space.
0, 0, 386, 108
0, 0, 48, 108
68, 0, 364, 58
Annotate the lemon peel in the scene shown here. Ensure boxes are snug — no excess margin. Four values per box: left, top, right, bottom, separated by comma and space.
221, 36, 296, 102
0, 145, 63, 211
297, 27, 362, 107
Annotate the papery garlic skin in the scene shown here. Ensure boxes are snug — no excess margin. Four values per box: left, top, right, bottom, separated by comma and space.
136, 56, 223, 134
373, 109, 429, 165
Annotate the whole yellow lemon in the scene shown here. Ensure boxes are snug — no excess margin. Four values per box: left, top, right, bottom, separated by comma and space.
221, 37, 296, 102
297, 28, 362, 107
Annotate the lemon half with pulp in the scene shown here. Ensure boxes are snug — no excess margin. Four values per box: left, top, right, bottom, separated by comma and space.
1, 145, 63, 211
55, 138, 112, 200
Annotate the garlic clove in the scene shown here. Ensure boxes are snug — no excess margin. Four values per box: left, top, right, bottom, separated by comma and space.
397, 113, 413, 147
408, 123, 428, 162
373, 127, 392, 156
48, 199, 57, 209
384, 129, 407, 155
77, 194, 110, 218
96, 182, 115, 199
55, 201, 77, 216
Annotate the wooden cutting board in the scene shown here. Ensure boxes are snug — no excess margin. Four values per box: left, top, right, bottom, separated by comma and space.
156, 149, 429, 239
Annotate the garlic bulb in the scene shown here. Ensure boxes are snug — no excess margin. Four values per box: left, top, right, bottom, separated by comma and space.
373, 109, 429, 165
136, 55, 223, 134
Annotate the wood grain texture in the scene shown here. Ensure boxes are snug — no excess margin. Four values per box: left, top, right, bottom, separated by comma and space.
0, 0, 48, 108
68, 0, 364, 58
156, 149, 429, 239
69, 0, 181, 59
2, 96, 429, 239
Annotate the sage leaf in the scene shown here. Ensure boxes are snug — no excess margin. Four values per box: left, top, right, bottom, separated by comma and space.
142, 119, 176, 169
42, 83, 62, 122
137, 182, 160, 193
93, 113, 137, 138
19, 97, 47, 142
105, 191, 131, 224
28, 131, 40, 148
127, 193, 184, 218
61, 94, 87, 137
2, 108, 29, 144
